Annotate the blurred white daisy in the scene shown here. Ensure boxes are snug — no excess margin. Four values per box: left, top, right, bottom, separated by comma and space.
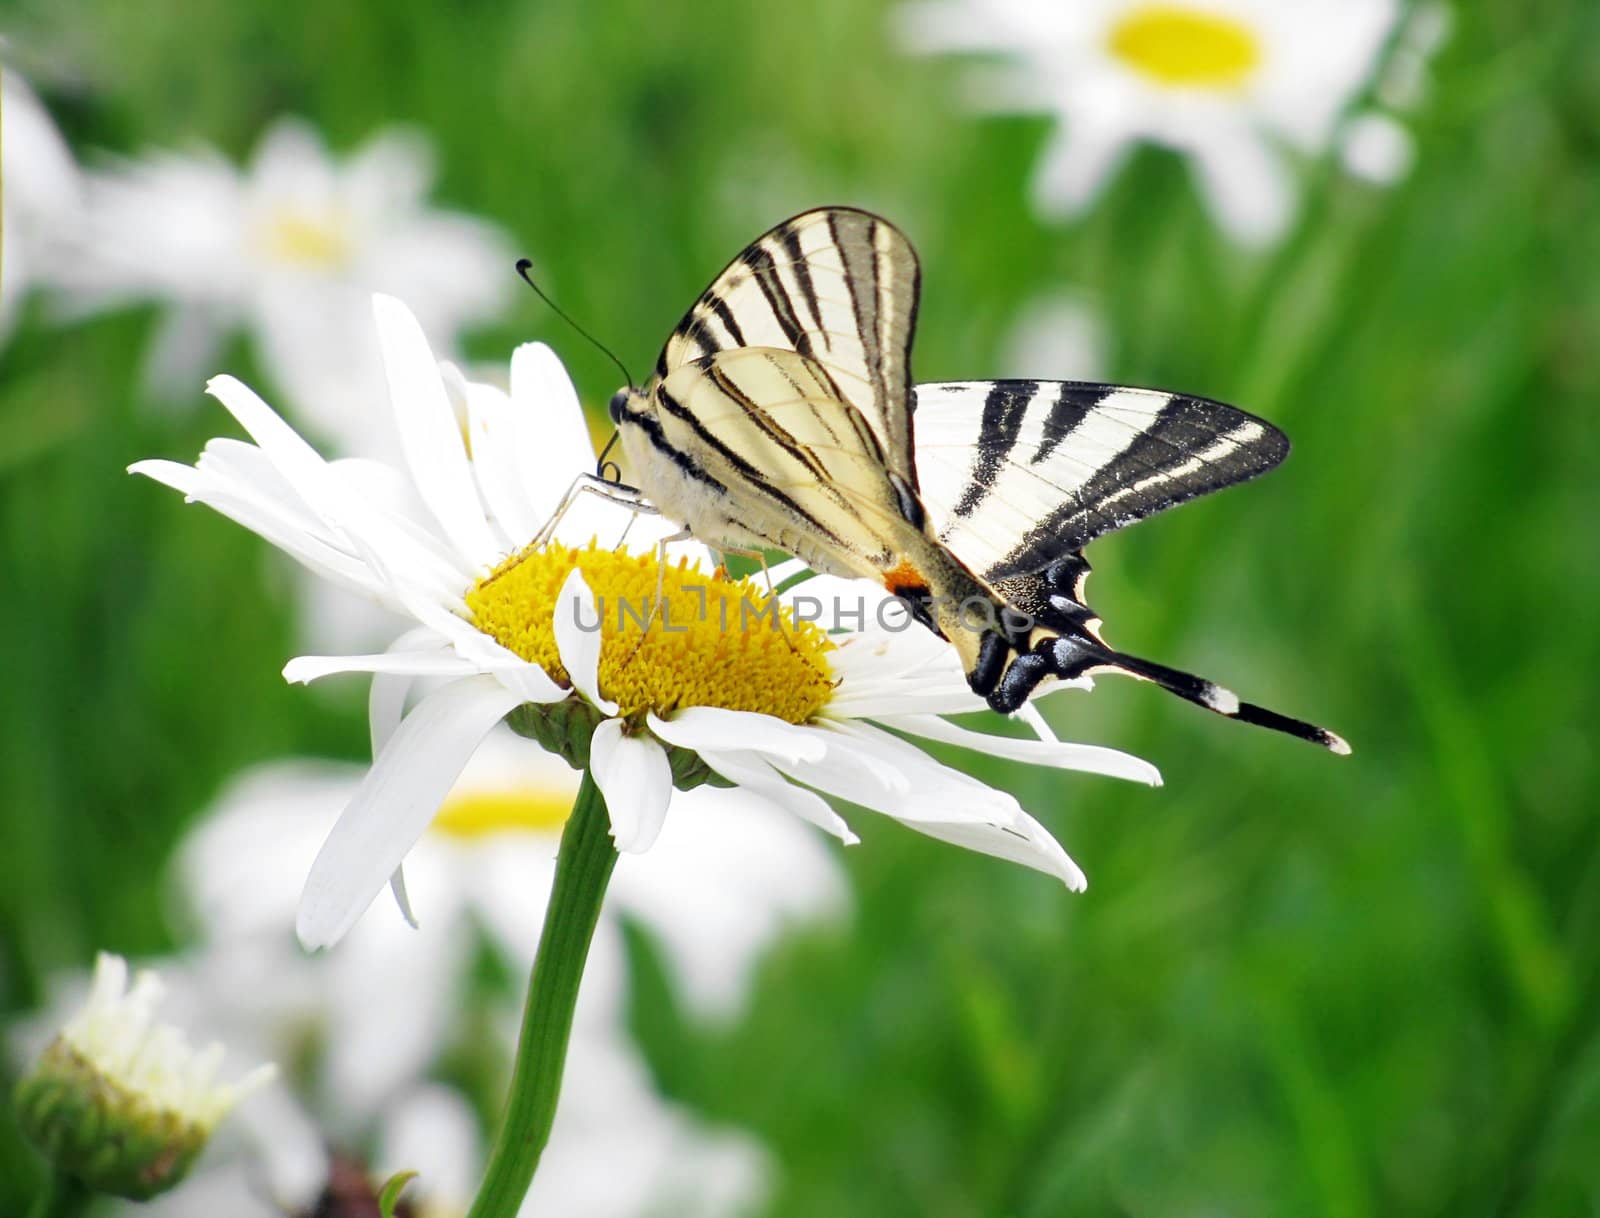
1000, 291, 1108, 382
14, 953, 274, 1200
132, 294, 1158, 952
58, 117, 513, 449
1, 66, 82, 343
896, 0, 1413, 244
177, 736, 847, 1111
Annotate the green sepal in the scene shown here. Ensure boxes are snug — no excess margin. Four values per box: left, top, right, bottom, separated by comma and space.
14, 1040, 208, 1200
378, 1170, 418, 1218
504, 697, 732, 793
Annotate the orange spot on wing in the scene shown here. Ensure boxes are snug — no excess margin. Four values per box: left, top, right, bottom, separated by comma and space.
883, 558, 928, 598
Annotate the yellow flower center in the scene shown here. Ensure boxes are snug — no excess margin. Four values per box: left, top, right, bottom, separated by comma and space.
465, 542, 835, 724
1107, 5, 1261, 89
258, 207, 353, 269
431, 788, 574, 839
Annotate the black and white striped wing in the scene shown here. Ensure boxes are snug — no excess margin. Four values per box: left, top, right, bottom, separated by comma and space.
912, 380, 1289, 582
912, 380, 1346, 752
651, 347, 911, 572
656, 207, 922, 491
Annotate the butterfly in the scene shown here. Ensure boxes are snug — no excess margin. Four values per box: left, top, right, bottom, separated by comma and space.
604, 206, 1347, 752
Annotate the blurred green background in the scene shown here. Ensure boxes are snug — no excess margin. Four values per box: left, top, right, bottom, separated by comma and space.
3, 0, 1598, 1213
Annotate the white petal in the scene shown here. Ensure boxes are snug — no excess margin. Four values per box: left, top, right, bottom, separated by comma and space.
130, 457, 389, 604
647, 708, 826, 767
459, 375, 539, 545
878, 713, 1162, 786
371, 294, 500, 567
203, 374, 333, 494
695, 748, 858, 845
1031, 121, 1133, 217
282, 649, 476, 685
368, 626, 439, 756
552, 567, 618, 714
321, 889, 465, 1111
200, 376, 474, 602
589, 719, 672, 853
1341, 112, 1414, 184
388, 865, 418, 929
375, 1085, 483, 1206
905, 808, 1087, 891
1016, 699, 1056, 742
346, 126, 436, 211
509, 341, 599, 526
1189, 127, 1295, 246
296, 675, 522, 948
777, 721, 1021, 824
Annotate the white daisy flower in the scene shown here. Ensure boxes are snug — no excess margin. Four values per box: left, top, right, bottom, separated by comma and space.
132, 294, 1158, 953
896, 0, 1408, 244
1, 65, 82, 343
14, 953, 274, 1200
58, 116, 513, 449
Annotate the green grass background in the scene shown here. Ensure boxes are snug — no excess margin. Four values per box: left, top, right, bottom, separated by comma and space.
3, 0, 1598, 1213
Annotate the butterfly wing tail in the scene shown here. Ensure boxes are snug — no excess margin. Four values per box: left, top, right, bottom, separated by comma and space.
1091, 646, 1351, 754
991, 629, 1350, 754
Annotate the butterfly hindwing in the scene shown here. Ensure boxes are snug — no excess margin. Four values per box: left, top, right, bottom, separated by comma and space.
912, 380, 1289, 581
659, 207, 922, 492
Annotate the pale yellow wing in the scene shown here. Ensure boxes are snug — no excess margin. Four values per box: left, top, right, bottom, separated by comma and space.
651, 346, 921, 578
657, 207, 922, 492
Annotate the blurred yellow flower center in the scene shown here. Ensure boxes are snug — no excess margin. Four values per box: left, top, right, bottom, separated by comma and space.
465, 542, 835, 724
259, 207, 352, 268
432, 788, 573, 839
1108, 5, 1261, 88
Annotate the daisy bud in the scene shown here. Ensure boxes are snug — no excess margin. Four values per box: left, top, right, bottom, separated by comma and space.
13, 953, 274, 1200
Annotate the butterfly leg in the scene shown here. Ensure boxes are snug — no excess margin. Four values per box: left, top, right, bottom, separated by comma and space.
614, 529, 694, 671
704, 544, 773, 590
531, 472, 658, 550
708, 545, 807, 655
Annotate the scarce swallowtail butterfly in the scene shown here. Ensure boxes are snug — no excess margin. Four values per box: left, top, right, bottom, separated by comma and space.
604, 207, 1348, 753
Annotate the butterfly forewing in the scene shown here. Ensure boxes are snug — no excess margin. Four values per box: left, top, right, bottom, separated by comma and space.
912, 381, 1289, 581
658, 207, 922, 492
652, 347, 909, 573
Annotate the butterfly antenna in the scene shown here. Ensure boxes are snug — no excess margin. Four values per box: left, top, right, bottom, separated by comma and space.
515, 258, 634, 387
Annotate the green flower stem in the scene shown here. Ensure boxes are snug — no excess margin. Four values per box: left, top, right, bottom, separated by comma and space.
25, 1170, 84, 1218
465, 767, 619, 1218
25, 1173, 56, 1218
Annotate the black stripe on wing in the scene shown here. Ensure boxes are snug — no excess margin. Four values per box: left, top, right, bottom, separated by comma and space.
950, 381, 1034, 520
657, 207, 923, 493
914, 380, 1288, 582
